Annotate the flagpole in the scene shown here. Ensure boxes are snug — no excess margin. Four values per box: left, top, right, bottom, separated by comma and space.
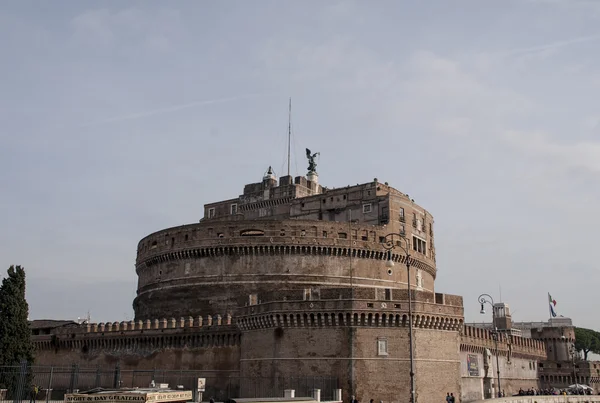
548, 292, 551, 319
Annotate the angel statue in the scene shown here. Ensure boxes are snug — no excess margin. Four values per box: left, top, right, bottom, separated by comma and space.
306, 148, 320, 173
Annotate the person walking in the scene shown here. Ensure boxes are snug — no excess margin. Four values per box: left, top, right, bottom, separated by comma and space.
30, 384, 39, 403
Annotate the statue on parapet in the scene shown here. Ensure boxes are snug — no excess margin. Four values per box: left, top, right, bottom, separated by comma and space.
305, 148, 320, 174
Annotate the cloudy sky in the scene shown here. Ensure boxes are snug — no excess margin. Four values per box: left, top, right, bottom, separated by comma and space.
1, 0, 599, 329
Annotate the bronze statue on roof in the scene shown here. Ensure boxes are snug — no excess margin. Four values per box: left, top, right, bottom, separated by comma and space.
306, 148, 319, 174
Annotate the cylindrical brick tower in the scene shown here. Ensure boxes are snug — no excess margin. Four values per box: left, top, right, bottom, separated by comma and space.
133, 175, 437, 321
134, 219, 437, 320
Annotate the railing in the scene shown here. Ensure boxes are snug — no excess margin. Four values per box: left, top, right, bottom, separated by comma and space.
0, 363, 339, 402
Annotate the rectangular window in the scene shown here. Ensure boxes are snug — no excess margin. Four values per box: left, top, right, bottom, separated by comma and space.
377, 338, 388, 356
400, 225, 406, 235
412, 236, 427, 255
208, 208, 215, 219
385, 289, 391, 301
303, 288, 312, 301
338, 232, 347, 239
323, 231, 328, 238
363, 203, 372, 213
230, 204, 237, 215
399, 208, 405, 222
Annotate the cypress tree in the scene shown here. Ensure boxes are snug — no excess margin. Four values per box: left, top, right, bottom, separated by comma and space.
0, 265, 34, 368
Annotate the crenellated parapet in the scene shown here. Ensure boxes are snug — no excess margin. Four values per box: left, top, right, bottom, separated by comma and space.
460, 324, 547, 360
32, 314, 240, 352
237, 287, 464, 331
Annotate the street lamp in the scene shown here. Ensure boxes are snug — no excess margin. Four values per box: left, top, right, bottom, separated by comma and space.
562, 336, 578, 387
478, 294, 501, 398
383, 233, 416, 403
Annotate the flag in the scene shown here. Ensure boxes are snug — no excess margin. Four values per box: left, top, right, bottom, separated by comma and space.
548, 293, 557, 317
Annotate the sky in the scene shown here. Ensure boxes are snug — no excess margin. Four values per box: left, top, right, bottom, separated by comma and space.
1, 0, 600, 329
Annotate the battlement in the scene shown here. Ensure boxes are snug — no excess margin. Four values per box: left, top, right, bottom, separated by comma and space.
47, 314, 233, 336
237, 288, 464, 331
461, 324, 547, 360
32, 314, 240, 353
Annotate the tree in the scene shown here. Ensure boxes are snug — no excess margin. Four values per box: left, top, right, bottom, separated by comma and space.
0, 265, 34, 367
574, 327, 600, 361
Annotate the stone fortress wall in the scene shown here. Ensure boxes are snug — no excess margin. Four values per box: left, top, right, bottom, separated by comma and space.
466, 315, 600, 393
33, 286, 546, 403
460, 325, 546, 401
134, 218, 437, 320
29, 170, 550, 403
236, 286, 463, 403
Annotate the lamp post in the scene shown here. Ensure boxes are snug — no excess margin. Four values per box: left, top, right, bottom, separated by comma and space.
478, 294, 501, 398
383, 233, 416, 403
564, 339, 578, 387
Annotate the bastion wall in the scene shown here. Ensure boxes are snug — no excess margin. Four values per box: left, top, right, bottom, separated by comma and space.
32, 287, 547, 403
460, 326, 547, 402
33, 314, 240, 372
237, 287, 464, 403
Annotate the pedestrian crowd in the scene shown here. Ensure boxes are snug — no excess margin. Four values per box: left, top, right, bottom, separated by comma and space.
517, 387, 595, 395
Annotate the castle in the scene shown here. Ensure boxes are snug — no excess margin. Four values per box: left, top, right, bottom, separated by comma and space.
32, 164, 562, 402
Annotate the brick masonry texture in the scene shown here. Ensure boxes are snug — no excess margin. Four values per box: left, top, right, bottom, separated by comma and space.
30, 174, 550, 402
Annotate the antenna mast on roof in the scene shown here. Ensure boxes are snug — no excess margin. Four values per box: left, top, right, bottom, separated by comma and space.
287, 97, 292, 177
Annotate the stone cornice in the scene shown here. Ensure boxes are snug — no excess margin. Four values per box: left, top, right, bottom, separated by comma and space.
237, 309, 463, 331
136, 244, 436, 279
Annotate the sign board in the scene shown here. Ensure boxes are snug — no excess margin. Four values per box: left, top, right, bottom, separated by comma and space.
146, 392, 192, 402
65, 391, 193, 403
197, 378, 206, 392
65, 394, 146, 402
467, 354, 479, 377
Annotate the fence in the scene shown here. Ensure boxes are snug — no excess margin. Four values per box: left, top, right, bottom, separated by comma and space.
0, 363, 339, 403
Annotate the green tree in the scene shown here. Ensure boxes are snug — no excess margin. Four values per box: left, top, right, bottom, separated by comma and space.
0, 266, 34, 372
574, 327, 600, 361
